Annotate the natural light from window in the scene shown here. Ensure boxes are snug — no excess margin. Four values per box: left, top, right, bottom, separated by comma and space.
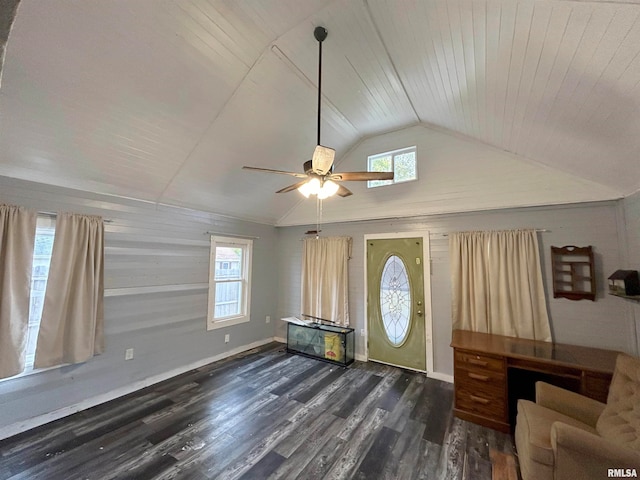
367, 146, 417, 188
25, 215, 56, 373
207, 236, 253, 330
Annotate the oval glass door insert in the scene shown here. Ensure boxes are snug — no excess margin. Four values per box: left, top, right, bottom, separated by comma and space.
380, 255, 411, 346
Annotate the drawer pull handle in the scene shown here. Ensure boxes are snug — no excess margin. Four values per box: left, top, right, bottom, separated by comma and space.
470, 394, 490, 405
468, 372, 489, 381
468, 358, 488, 367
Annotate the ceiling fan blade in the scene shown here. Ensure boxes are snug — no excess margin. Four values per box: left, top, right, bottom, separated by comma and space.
243, 166, 308, 178
276, 179, 309, 193
329, 171, 394, 181
337, 185, 353, 197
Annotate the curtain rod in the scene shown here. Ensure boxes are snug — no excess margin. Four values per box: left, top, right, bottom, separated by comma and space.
204, 231, 260, 239
40, 211, 113, 223
436, 228, 549, 237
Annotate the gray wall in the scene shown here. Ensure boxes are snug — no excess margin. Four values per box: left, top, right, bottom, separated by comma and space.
622, 191, 640, 354
277, 201, 635, 378
0, 176, 278, 435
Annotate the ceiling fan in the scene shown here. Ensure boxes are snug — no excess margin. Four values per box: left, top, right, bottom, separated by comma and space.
242, 26, 394, 199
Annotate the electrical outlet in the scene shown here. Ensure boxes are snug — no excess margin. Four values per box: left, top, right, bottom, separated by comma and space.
266, 315, 271, 323
224, 334, 230, 343
360, 329, 365, 337
125, 348, 134, 360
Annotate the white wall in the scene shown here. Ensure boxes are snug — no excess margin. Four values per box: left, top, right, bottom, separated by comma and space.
277, 201, 635, 378
0, 176, 278, 437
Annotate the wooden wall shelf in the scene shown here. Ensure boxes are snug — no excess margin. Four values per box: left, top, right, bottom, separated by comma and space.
609, 293, 640, 302
551, 246, 596, 301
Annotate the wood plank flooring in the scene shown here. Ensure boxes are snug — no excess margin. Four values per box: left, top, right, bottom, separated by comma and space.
0, 343, 520, 479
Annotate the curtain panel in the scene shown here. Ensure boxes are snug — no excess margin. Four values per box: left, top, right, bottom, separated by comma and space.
301, 236, 352, 326
449, 229, 551, 341
35, 213, 104, 368
0, 205, 36, 378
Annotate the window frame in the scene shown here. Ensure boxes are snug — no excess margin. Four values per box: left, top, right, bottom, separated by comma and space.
367, 146, 418, 188
207, 235, 253, 330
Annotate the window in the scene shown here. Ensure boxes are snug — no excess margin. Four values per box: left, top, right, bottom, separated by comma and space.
207, 236, 253, 330
367, 146, 417, 188
380, 254, 411, 346
1, 211, 104, 382
25, 215, 56, 373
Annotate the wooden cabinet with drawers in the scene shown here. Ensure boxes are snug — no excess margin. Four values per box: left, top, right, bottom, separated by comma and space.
454, 349, 509, 432
451, 330, 619, 433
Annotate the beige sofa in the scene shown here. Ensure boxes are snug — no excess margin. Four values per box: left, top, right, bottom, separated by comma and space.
515, 353, 640, 480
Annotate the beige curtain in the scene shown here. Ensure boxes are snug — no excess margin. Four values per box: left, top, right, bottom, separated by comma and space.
0, 205, 36, 378
35, 213, 104, 368
301, 236, 351, 326
450, 229, 551, 341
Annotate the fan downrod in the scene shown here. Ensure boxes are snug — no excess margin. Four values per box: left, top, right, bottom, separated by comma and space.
241, 23, 393, 198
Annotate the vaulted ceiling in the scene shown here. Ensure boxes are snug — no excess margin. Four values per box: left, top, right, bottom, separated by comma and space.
1, 0, 639, 226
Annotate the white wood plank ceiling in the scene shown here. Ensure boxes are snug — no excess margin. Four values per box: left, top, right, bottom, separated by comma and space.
1, 0, 639, 225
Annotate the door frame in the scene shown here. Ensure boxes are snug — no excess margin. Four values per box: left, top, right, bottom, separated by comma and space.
363, 231, 433, 374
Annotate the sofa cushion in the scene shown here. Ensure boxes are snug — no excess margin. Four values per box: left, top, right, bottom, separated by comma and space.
596, 353, 640, 451
516, 399, 598, 466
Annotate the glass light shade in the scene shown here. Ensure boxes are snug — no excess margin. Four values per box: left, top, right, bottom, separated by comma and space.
298, 177, 321, 197
317, 179, 339, 199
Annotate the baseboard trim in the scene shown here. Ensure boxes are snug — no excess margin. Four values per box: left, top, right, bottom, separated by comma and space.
0, 337, 276, 441
428, 371, 454, 383
273, 341, 455, 383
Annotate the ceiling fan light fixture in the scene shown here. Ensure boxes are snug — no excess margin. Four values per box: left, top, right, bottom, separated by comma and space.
298, 177, 321, 197
318, 179, 339, 199
297, 177, 339, 199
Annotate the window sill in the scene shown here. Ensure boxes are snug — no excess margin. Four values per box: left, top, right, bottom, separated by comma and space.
0, 363, 64, 383
208, 315, 250, 330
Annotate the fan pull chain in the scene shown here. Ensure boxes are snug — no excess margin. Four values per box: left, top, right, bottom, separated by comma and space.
316, 197, 323, 239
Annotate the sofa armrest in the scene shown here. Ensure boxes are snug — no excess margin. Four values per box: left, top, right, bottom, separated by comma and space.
551, 422, 640, 480
536, 381, 605, 427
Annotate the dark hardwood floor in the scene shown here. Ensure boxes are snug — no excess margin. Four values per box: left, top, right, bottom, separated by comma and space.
0, 343, 519, 479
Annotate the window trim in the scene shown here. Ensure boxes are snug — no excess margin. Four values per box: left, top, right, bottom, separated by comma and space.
367, 145, 418, 188
207, 235, 253, 330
